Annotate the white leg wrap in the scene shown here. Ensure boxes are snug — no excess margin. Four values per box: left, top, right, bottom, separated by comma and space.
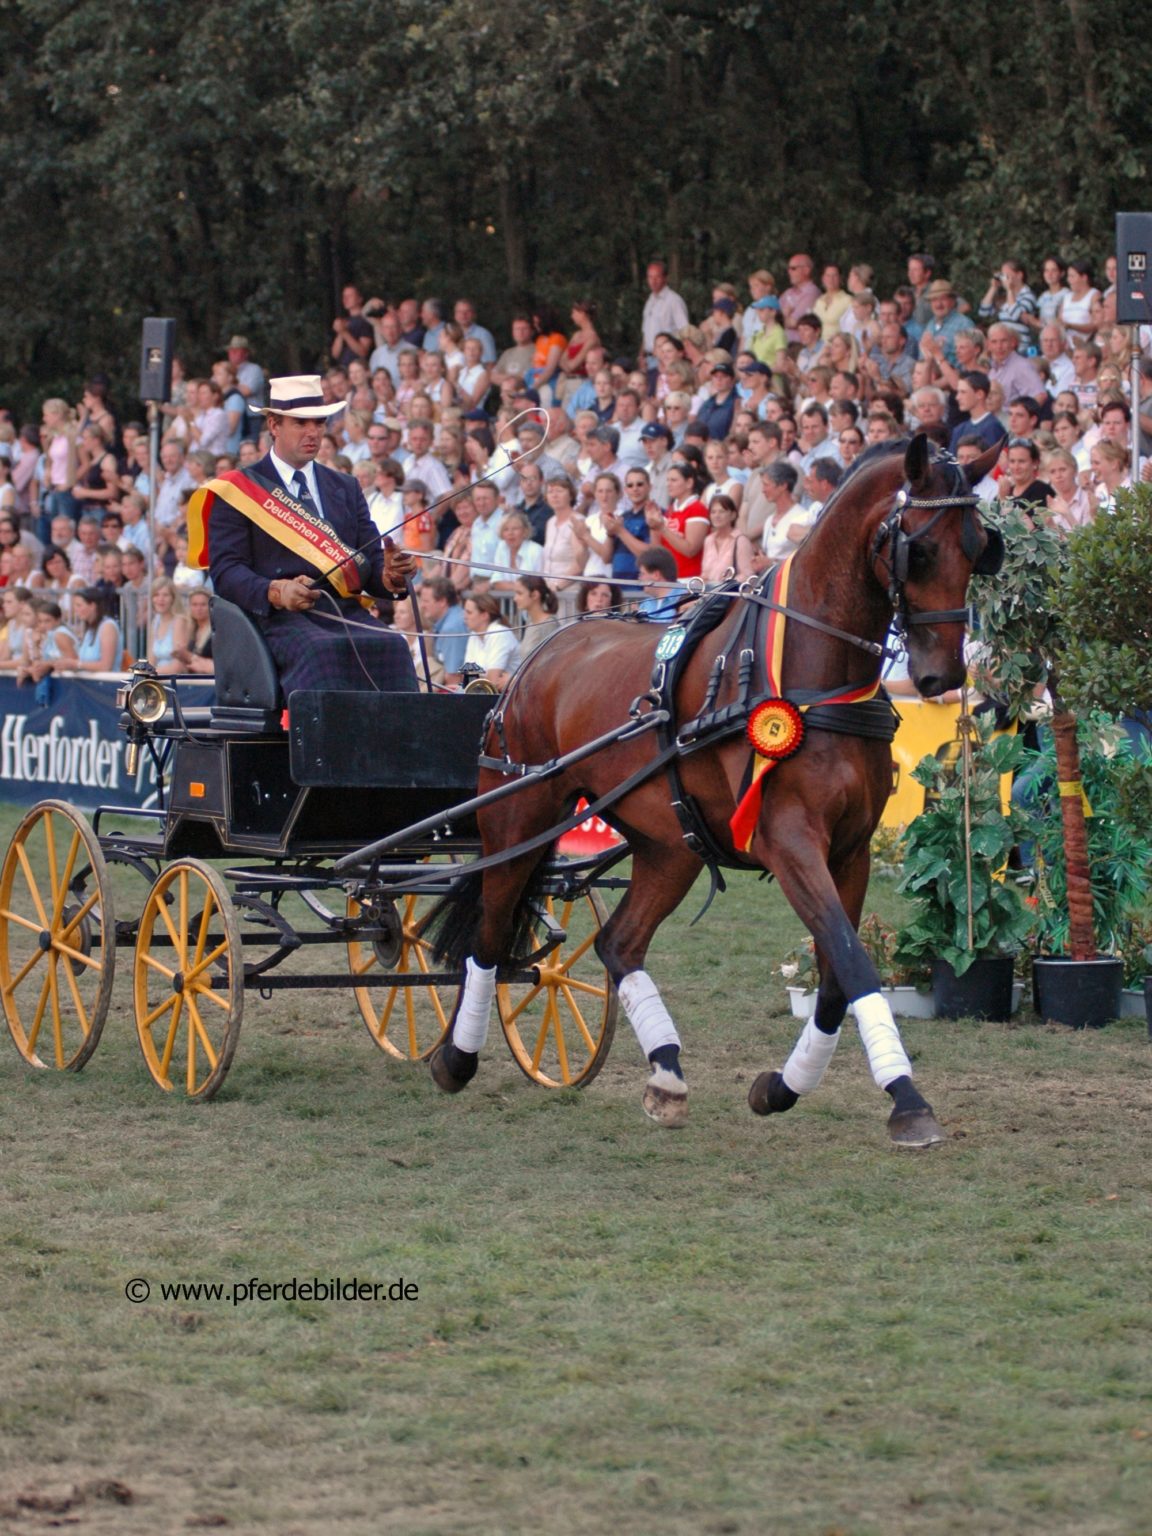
851, 991, 913, 1090
453, 957, 497, 1053
618, 970, 681, 1058
781, 1019, 840, 1096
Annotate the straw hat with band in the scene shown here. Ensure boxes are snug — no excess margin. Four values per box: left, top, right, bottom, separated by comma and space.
249, 375, 346, 419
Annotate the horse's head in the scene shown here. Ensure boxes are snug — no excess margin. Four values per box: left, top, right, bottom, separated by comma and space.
871, 433, 1003, 696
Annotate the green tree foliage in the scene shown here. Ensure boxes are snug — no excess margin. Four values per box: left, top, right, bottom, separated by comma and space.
3, 0, 1150, 414
1058, 483, 1152, 722
968, 499, 1067, 722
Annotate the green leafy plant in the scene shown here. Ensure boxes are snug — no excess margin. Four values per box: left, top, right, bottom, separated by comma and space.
1117, 917, 1152, 989
895, 717, 1034, 976
778, 939, 818, 989
858, 913, 929, 990
1024, 716, 1152, 958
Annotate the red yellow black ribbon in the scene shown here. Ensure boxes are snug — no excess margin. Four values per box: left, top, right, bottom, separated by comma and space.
186, 470, 366, 602
728, 555, 880, 853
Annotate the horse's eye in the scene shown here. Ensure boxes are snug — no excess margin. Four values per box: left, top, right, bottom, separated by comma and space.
907, 542, 935, 579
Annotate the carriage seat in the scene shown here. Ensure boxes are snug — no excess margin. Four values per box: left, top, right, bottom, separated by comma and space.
209, 595, 284, 733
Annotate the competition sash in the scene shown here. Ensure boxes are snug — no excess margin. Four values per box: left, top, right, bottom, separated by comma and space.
728, 555, 880, 853
186, 468, 371, 602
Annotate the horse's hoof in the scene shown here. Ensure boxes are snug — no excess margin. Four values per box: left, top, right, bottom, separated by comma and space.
748, 1070, 798, 1116
887, 1107, 946, 1148
429, 1042, 477, 1095
642, 1068, 688, 1128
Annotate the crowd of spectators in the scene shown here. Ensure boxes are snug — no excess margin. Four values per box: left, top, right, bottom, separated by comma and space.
3, 252, 1151, 690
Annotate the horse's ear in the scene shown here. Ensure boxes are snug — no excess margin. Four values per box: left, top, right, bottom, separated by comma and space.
903, 432, 931, 487
965, 433, 1007, 488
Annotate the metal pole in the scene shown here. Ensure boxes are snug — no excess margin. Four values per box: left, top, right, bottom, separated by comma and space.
146, 400, 159, 662
1132, 339, 1142, 485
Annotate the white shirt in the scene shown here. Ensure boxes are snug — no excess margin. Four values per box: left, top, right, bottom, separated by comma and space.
493, 538, 543, 578
270, 447, 321, 509
402, 451, 452, 502
464, 622, 520, 673
642, 286, 690, 359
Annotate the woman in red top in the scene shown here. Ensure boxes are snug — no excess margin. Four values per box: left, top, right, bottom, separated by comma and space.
558, 300, 600, 384
645, 461, 709, 579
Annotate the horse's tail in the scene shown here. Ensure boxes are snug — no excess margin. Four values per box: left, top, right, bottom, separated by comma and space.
419, 857, 553, 971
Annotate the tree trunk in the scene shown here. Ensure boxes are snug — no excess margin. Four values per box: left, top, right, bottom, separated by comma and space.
1049, 703, 1096, 961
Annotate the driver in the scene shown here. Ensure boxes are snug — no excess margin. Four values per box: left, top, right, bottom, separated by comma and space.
198, 374, 418, 693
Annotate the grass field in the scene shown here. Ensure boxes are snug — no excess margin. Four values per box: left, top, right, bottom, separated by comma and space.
1, 799, 1151, 1535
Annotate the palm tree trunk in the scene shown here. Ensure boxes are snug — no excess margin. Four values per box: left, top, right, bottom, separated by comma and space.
1049, 701, 1096, 961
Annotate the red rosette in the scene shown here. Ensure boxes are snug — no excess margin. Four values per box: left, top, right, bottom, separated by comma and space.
746, 698, 805, 761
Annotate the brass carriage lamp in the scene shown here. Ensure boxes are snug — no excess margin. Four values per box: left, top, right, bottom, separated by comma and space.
117, 661, 170, 775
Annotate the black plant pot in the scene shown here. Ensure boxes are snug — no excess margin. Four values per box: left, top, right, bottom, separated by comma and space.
1032, 956, 1123, 1030
1144, 977, 1152, 1040
932, 955, 1015, 1021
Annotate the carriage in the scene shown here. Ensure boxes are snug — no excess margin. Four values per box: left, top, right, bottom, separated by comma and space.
3, 436, 1004, 1144
0, 596, 624, 1101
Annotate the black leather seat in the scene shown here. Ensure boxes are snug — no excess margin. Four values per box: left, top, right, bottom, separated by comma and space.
209, 595, 283, 733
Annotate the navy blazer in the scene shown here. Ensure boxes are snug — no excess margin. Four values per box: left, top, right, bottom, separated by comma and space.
208, 454, 387, 616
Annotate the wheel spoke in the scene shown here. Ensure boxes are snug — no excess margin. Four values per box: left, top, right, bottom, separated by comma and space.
59, 953, 92, 1043
140, 951, 176, 979
375, 987, 399, 1035
140, 989, 180, 1030
0, 906, 44, 936
405, 987, 418, 1058
529, 995, 555, 1073
50, 830, 83, 930
51, 938, 101, 972
560, 983, 597, 1054
58, 887, 100, 941
193, 984, 232, 1012
555, 929, 598, 972
48, 955, 65, 1068
158, 997, 182, 1079
15, 843, 50, 928
156, 890, 184, 956
5, 944, 48, 993
502, 979, 543, 1024
191, 890, 215, 971
43, 814, 60, 916
183, 937, 229, 985
26, 969, 53, 1055
187, 996, 219, 1073
556, 975, 606, 1000
553, 997, 573, 1085
349, 948, 376, 978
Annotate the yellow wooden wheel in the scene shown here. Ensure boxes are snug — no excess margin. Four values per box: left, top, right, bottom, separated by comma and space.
0, 800, 115, 1072
497, 891, 616, 1088
134, 860, 242, 1100
346, 891, 457, 1060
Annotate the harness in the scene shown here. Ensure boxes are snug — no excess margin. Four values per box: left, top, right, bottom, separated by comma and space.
655, 453, 1005, 867
413, 449, 1007, 904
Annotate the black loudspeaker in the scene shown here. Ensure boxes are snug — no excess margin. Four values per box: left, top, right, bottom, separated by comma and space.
139, 317, 176, 402
1115, 213, 1152, 326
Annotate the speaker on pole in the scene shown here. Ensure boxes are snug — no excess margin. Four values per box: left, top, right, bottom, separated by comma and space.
1115, 213, 1152, 327
139, 317, 176, 403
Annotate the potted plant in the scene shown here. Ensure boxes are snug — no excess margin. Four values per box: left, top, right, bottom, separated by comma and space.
968, 493, 1151, 1026
779, 920, 934, 1019
894, 715, 1033, 1020
1024, 714, 1152, 1024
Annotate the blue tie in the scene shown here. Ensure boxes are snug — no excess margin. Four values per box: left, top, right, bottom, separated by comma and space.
292, 470, 319, 516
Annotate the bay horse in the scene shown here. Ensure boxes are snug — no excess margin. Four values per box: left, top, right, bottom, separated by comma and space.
426, 435, 1004, 1145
